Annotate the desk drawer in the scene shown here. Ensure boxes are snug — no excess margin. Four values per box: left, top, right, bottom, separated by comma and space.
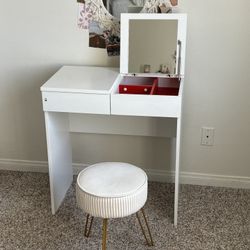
42, 92, 110, 114
111, 76, 182, 118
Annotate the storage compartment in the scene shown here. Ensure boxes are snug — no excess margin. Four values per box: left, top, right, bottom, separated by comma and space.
156, 77, 180, 96
42, 92, 110, 114
118, 76, 155, 94
111, 75, 182, 118
118, 76, 180, 96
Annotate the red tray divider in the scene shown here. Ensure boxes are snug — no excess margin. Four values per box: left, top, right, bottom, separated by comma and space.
150, 78, 158, 95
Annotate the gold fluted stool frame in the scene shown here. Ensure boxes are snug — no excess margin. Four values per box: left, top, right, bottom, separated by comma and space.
136, 208, 154, 246
84, 214, 94, 237
102, 218, 108, 250
84, 208, 153, 250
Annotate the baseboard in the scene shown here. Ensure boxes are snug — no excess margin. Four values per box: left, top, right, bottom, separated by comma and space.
179, 171, 250, 189
0, 158, 249, 189
0, 158, 49, 173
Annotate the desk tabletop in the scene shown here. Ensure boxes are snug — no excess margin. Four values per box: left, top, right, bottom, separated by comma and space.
40, 66, 119, 94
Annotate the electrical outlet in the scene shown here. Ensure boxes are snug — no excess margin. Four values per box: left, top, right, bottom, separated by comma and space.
201, 127, 215, 146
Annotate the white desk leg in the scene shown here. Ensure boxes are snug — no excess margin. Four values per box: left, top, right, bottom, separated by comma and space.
44, 112, 73, 214
173, 117, 181, 226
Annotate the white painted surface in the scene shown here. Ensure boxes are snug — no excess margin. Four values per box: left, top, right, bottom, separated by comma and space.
174, 117, 181, 226
179, 1, 250, 178
69, 114, 177, 138
42, 91, 110, 114
174, 77, 184, 224
41, 66, 119, 94
0, 0, 118, 162
44, 112, 73, 214
111, 94, 181, 118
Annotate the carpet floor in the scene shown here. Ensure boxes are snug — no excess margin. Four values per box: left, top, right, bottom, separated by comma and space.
0, 170, 249, 250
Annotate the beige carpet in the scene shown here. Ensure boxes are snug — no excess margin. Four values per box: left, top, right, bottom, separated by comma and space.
0, 170, 249, 250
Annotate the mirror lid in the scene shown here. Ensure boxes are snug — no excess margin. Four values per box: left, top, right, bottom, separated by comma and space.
119, 13, 187, 75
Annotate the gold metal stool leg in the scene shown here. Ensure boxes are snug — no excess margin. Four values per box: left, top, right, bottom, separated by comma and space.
136, 208, 154, 246
84, 214, 94, 237
102, 218, 108, 250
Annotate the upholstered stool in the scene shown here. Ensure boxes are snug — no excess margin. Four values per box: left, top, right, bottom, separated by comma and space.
76, 162, 153, 249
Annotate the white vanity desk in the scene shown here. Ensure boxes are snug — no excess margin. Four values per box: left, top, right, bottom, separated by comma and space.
41, 13, 187, 226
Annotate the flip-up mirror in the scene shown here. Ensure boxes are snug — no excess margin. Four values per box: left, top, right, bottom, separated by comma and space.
120, 14, 187, 76
129, 19, 178, 74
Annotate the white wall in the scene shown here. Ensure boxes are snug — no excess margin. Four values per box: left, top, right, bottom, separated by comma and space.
0, 0, 250, 186
179, 0, 250, 178
0, 0, 118, 161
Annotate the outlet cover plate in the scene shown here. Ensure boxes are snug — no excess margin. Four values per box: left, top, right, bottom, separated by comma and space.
201, 127, 215, 146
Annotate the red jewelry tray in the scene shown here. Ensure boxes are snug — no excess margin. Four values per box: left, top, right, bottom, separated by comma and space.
119, 78, 179, 96
156, 87, 179, 96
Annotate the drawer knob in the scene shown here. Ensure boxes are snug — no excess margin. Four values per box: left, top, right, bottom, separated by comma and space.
144, 88, 148, 92
124, 87, 127, 91
44, 98, 47, 102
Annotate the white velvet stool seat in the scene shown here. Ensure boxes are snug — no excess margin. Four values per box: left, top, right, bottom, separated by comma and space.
76, 162, 153, 249
76, 162, 148, 218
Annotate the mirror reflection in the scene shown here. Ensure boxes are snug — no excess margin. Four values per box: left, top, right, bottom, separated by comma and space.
103, 0, 145, 18
128, 20, 178, 74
